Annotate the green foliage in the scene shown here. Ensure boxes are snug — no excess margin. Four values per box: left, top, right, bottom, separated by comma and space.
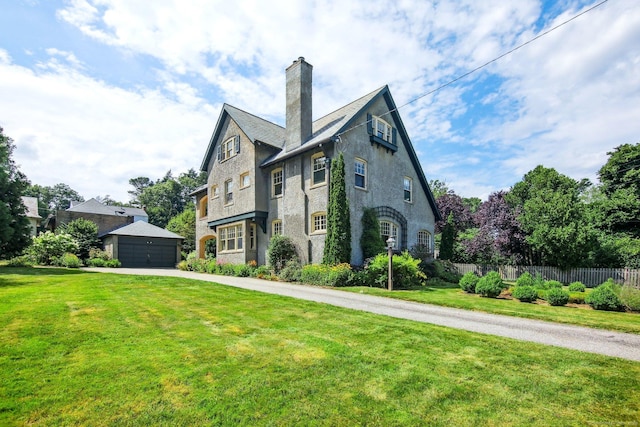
568, 292, 587, 304
25, 183, 85, 218
620, 285, 640, 312
516, 272, 535, 287
365, 251, 426, 289
6, 255, 34, 267
545, 287, 569, 306
300, 263, 353, 287
422, 260, 461, 284
568, 282, 586, 292
0, 127, 32, 259
105, 259, 121, 268
267, 234, 298, 273
439, 213, 456, 260
60, 253, 82, 268
545, 280, 563, 289
88, 258, 106, 267
279, 259, 302, 282
585, 280, 624, 311
532, 273, 546, 289
475, 271, 505, 298
323, 153, 351, 265
512, 285, 538, 302
459, 271, 479, 293
252, 265, 272, 279
166, 209, 196, 254
60, 218, 100, 260
89, 248, 112, 261
360, 208, 386, 259
28, 231, 79, 265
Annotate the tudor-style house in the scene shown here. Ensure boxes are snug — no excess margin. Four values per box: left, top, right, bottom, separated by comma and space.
193, 57, 441, 266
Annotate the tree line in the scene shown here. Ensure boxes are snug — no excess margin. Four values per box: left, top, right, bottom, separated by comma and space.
433, 143, 640, 269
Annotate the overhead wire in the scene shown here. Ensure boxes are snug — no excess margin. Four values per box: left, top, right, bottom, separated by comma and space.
335, 0, 611, 139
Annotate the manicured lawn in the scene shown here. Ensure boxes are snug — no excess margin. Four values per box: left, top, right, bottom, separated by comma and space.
340, 282, 640, 334
1, 267, 639, 426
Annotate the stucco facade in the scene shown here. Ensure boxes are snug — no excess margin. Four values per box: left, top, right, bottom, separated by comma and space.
194, 57, 440, 266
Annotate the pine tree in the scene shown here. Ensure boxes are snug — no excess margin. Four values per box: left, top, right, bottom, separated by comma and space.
323, 152, 351, 265
0, 127, 31, 259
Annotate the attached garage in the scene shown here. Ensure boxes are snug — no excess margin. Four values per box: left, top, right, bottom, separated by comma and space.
101, 221, 184, 268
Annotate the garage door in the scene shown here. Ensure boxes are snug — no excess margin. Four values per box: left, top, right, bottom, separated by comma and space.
118, 236, 178, 268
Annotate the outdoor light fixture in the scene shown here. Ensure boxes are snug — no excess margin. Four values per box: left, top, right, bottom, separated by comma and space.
386, 236, 395, 291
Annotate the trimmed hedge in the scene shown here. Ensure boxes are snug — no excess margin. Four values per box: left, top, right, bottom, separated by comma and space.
546, 287, 569, 306
459, 272, 479, 293
475, 271, 505, 298
512, 285, 538, 302
585, 280, 624, 311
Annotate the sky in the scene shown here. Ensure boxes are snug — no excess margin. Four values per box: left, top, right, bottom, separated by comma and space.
1, 0, 639, 203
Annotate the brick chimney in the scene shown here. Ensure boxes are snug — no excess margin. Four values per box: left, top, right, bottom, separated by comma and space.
285, 57, 312, 151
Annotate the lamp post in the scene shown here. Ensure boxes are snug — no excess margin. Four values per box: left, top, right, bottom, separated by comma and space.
386, 236, 395, 291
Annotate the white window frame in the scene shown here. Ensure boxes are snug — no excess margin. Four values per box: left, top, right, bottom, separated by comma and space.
355, 158, 367, 189
311, 212, 327, 234
379, 220, 398, 247
219, 223, 243, 253
311, 153, 327, 187
272, 168, 283, 197
404, 177, 413, 203
417, 230, 432, 251
240, 172, 251, 189
219, 136, 238, 162
373, 116, 392, 142
224, 179, 233, 205
272, 219, 282, 236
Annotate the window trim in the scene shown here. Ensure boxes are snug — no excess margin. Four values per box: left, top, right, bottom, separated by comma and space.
218, 136, 240, 162
417, 230, 432, 251
240, 171, 251, 189
404, 177, 413, 203
311, 211, 327, 234
272, 168, 283, 198
224, 179, 233, 205
311, 153, 327, 187
218, 223, 244, 253
354, 158, 367, 190
272, 219, 282, 236
379, 220, 398, 248
211, 184, 219, 199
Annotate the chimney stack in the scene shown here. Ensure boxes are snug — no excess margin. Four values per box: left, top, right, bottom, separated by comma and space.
285, 57, 312, 151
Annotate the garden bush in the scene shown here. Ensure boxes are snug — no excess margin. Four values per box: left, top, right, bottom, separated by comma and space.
585, 280, 624, 311
7, 255, 34, 267
475, 271, 505, 298
532, 273, 546, 289
620, 285, 640, 312
87, 257, 106, 267
365, 251, 426, 289
568, 282, 586, 292
234, 263, 254, 278
545, 280, 563, 289
512, 285, 538, 302
568, 292, 586, 304
459, 272, 479, 293
89, 248, 111, 261
28, 231, 78, 266
177, 260, 189, 271
205, 260, 219, 274
252, 265, 272, 279
59, 253, 82, 268
60, 218, 100, 260
105, 259, 121, 268
299, 263, 352, 287
546, 287, 569, 306
279, 259, 302, 282
267, 235, 299, 273
516, 272, 535, 288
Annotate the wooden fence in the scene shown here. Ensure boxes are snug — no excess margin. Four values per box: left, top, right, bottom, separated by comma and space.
452, 264, 640, 288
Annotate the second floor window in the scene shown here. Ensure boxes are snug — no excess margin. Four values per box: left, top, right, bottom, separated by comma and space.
312, 154, 326, 186
224, 179, 233, 204
373, 116, 392, 142
404, 177, 413, 203
218, 135, 240, 162
355, 159, 366, 189
240, 172, 250, 189
272, 168, 283, 197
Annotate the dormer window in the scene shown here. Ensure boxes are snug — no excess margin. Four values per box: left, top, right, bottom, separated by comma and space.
367, 113, 397, 153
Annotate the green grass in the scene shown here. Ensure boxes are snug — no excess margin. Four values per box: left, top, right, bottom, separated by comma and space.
340, 281, 640, 334
1, 267, 639, 426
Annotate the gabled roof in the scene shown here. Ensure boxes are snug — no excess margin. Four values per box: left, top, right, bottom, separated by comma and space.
67, 198, 148, 218
21, 196, 41, 219
200, 104, 285, 171
100, 221, 183, 239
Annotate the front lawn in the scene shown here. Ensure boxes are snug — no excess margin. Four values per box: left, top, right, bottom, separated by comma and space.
1, 267, 639, 426
340, 281, 640, 334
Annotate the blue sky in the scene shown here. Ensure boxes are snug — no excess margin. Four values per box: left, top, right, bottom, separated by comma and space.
1, 0, 639, 203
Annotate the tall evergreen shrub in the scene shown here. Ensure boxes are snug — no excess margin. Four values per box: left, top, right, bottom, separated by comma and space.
323, 152, 351, 265
360, 207, 385, 259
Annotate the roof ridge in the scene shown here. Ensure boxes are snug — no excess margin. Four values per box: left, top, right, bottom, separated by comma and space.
224, 103, 284, 130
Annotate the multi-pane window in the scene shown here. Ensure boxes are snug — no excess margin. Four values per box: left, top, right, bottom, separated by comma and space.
211, 184, 219, 199
224, 179, 233, 204
355, 158, 366, 189
312, 154, 326, 186
218, 136, 240, 162
272, 220, 282, 236
404, 177, 413, 202
219, 224, 243, 252
272, 168, 283, 197
249, 224, 256, 250
312, 212, 327, 233
417, 230, 432, 250
373, 116, 393, 142
379, 220, 398, 247
240, 172, 250, 188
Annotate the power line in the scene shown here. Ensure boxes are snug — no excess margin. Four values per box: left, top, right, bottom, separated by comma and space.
335, 0, 610, 139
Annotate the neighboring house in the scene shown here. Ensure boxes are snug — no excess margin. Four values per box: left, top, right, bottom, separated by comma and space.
55, 198, 148, 236
194, 57, 441, 266
101, 221, 183, 268
21, 196, 42, 236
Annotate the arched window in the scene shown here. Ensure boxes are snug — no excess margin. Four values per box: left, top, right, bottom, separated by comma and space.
379, 220, 398, 247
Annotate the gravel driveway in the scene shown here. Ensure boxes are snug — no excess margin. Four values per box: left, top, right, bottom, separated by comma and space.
85, 267, 640, 362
